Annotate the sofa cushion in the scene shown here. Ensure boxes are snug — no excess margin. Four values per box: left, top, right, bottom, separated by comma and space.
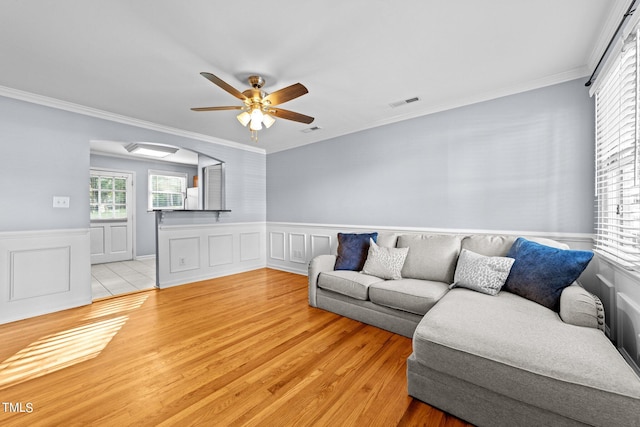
504, 237, 594, 312
334, 232, 378, 271
412, 288, 640, 427
450, 249, 515, 296
362, 238, 409, 280
369, 279, 449, 315
376, 232, 399, 248
398, 234, 461, 283
461, 234, 517, 257
317, 271, 384, 300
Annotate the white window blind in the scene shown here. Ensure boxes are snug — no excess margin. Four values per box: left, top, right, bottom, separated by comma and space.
148, 170, 187, 210
203, 163, 225, 210
595, 29, 640, 269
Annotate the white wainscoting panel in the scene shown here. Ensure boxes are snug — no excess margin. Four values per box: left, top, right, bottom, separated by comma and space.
240, 232, 261, 262
311, 234, 332, 259
269, 232, 286, 261
209, 234, 234, 267
0, 229, 91, 324
289, 233, 307, 264
157, 222, 266, 289
587, 254, 640, 373
596, 273, 617, 339
266, 221, 595, 275
169, 237, 200, 273
10, 247, 70, 300
616, 292, 640, 371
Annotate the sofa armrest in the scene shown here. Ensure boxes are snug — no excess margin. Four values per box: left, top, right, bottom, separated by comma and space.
308, 255, 336, 307
559, 284, 605, 331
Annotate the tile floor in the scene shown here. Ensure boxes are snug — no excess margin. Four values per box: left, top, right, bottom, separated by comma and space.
91, 258, 156, 300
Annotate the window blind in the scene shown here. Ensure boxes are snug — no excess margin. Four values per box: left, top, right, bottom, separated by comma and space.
595, 29, 640, 269
203, 163, 225, 210
148, 170, 187, 210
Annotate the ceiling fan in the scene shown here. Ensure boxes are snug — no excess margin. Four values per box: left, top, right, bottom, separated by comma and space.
191, 72, 314, 142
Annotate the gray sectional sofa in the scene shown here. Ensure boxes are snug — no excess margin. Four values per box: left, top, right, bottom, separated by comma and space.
307, 232, 640, 427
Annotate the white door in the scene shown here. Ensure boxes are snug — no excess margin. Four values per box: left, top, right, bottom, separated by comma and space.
90, 170, 134, 264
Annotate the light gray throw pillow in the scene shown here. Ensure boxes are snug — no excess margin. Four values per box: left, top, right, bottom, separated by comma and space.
362, 238, 409, 280
450, 248, 515, 296
398, 234, 461, 283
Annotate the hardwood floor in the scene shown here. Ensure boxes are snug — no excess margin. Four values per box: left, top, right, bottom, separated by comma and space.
0, 268, 472, 426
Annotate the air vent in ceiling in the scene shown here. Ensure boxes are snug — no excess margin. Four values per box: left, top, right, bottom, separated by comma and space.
389, 96, 420, 108
301, 126, 322, 133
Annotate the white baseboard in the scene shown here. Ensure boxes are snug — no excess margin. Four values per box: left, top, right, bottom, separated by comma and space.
268, 264, 308, 276
158, 264, 266, 289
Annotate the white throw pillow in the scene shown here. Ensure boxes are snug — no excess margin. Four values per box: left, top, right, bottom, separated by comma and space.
362, 238, 409, 280
450, 248, 515, 296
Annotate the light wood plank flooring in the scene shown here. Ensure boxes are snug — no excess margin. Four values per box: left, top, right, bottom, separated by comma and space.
0, 268, 472, 426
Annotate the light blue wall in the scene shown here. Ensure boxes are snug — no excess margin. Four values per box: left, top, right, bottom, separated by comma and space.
90, 154, 198, 257
267, 79, 595, 234
0, 97, 91, 231
0, 95, 266, 233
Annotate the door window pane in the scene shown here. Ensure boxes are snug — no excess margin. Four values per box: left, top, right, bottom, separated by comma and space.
90, 173, 129, 220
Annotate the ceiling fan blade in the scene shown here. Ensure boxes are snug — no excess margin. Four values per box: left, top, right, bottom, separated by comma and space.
191, 106, 244, 112
263, 83, 308, 106
268, 107, 314, 124
200, 72, 247, 101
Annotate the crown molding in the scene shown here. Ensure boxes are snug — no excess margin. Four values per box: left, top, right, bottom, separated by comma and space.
0, 85, 266, 155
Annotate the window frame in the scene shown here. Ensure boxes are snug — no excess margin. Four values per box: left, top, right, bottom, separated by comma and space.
594, 29, 640, 270
148, 169, 188, 211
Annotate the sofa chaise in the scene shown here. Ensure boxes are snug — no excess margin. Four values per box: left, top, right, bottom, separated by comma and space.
307, 232, 640, 427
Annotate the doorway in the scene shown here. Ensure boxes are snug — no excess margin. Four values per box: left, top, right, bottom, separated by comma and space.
90, 169, 134, 264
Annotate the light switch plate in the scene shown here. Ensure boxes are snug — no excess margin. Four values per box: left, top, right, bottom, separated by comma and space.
53, 196, 70, 208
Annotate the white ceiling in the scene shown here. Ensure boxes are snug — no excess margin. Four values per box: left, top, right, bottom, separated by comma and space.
0, 1, 627, 153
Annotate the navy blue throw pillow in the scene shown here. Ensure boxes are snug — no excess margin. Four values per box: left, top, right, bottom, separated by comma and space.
334, 232, 378, 271
503, 238, 593, 312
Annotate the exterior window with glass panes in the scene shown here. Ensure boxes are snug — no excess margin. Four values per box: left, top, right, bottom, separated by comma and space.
90, 174, 128, 220
148, 170, 187, 210
594, 28, 640, 269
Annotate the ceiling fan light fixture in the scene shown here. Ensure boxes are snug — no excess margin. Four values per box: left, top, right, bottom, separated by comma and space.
237, 111, 251, 127
262, 114, 276, 128
249, 108, 264, 131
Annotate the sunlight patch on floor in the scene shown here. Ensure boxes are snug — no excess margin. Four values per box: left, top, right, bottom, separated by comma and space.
0, 316, 128, 390
84, 292, 149, 320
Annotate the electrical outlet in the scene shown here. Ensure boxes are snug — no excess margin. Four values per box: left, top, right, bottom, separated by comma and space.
53, 196, 70, 208
178, 257, 186, 266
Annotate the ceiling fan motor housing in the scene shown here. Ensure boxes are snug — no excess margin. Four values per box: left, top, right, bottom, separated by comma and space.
248, 75, 265, 89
